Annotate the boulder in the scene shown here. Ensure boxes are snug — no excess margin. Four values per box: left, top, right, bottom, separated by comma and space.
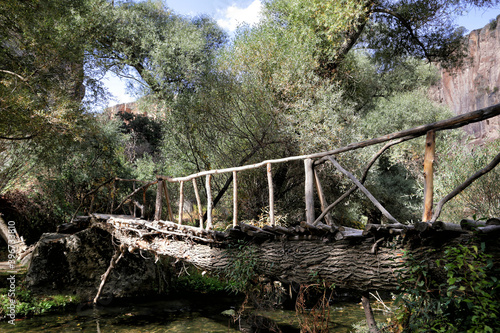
25, 227, 168, 300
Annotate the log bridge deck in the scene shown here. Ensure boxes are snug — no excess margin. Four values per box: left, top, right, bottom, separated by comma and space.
91, 213, 500, 293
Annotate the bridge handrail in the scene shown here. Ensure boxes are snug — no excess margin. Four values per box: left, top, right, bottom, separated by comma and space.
161, 103, 500, 182
84, 104, 499, 230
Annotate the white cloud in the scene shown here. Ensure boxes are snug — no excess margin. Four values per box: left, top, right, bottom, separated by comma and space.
217, 0, 263, 33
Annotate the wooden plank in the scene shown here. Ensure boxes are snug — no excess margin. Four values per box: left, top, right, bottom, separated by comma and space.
192, 178, 204, 229
233, 171, 238, 227
267, 163, 275, 226
304, 159, 315, 224
206, 174, 213, 230
422, 131, 435, 222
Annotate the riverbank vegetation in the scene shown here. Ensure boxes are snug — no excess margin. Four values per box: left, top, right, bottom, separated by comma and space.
1, 0, 499, 331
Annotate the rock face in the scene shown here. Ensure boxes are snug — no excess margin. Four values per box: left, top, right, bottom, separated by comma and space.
25, 227, 168, 300
431, 16, 500, 142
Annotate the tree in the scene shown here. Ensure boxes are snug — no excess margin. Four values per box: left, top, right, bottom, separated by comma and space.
0, 0, 109, 142
263, 0, 500, 73
92, 1, 227, 100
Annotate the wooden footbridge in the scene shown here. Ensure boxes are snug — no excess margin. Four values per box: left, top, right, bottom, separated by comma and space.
81, 104, 500, 302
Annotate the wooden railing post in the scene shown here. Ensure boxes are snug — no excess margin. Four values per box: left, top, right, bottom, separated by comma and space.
267, 163, 275, 226
162, 180, 174, 222
206, 175, 213, 230
133, 181, 136, 217
422, 131, 435, 222
304, 158, 315, 224
192, 178, 204, 229
178, 181, 184, 225
154, 180, 163, 221
233, 171, 238, 227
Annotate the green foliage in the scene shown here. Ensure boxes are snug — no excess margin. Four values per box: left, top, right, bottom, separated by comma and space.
173, 267, 228, 294
222, 241, 259, 294
394, 244, 500, 332
435, 139, 500, 221
0, 284, 80, 318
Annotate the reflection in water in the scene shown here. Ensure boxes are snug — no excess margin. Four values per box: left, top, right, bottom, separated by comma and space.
0, 294, 390, 332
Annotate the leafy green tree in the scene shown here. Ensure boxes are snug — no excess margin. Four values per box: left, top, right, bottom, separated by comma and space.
0, 0, 110, 142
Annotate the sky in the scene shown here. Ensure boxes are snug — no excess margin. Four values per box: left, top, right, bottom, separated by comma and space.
101, 0, 500, 108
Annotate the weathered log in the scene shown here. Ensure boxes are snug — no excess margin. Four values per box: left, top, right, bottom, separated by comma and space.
92, 218, 500, 294
431, 221, 467, 233
415, 222, 431, 232
487, 218, 500, 225
477, 225, 500, 234
264, 225, 294, 236
460, 219, 486, 230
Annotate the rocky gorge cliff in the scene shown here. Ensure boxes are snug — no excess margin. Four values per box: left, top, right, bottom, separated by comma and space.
431, 15, 500, 142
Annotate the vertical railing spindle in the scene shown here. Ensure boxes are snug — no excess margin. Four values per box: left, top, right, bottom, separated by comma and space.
267, 163, 275, 226
233, 171, 238, 227
192, 178, 204, 229
304, 159, 315, 224
178, 181, 184, 225
154, 180, 163, 221
206, 175, 213, 230
422, 131, 435, 222
162, 180, 174, 221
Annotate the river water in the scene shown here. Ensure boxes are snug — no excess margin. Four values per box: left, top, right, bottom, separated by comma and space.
0, 293, 390, 332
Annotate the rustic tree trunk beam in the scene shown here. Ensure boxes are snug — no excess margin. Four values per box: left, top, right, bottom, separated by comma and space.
430, 152, 500, 222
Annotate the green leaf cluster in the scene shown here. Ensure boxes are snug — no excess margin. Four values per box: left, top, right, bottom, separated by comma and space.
395, 244, 500, 332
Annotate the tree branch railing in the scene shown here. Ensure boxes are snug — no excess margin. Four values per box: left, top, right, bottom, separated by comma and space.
120, 104, 500, 230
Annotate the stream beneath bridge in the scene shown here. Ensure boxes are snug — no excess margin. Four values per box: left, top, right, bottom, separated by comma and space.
0, 292, 390, 332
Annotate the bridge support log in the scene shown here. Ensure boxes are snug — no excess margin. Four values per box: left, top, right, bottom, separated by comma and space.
102, 226, 498, 292
92, 216, 500, 294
